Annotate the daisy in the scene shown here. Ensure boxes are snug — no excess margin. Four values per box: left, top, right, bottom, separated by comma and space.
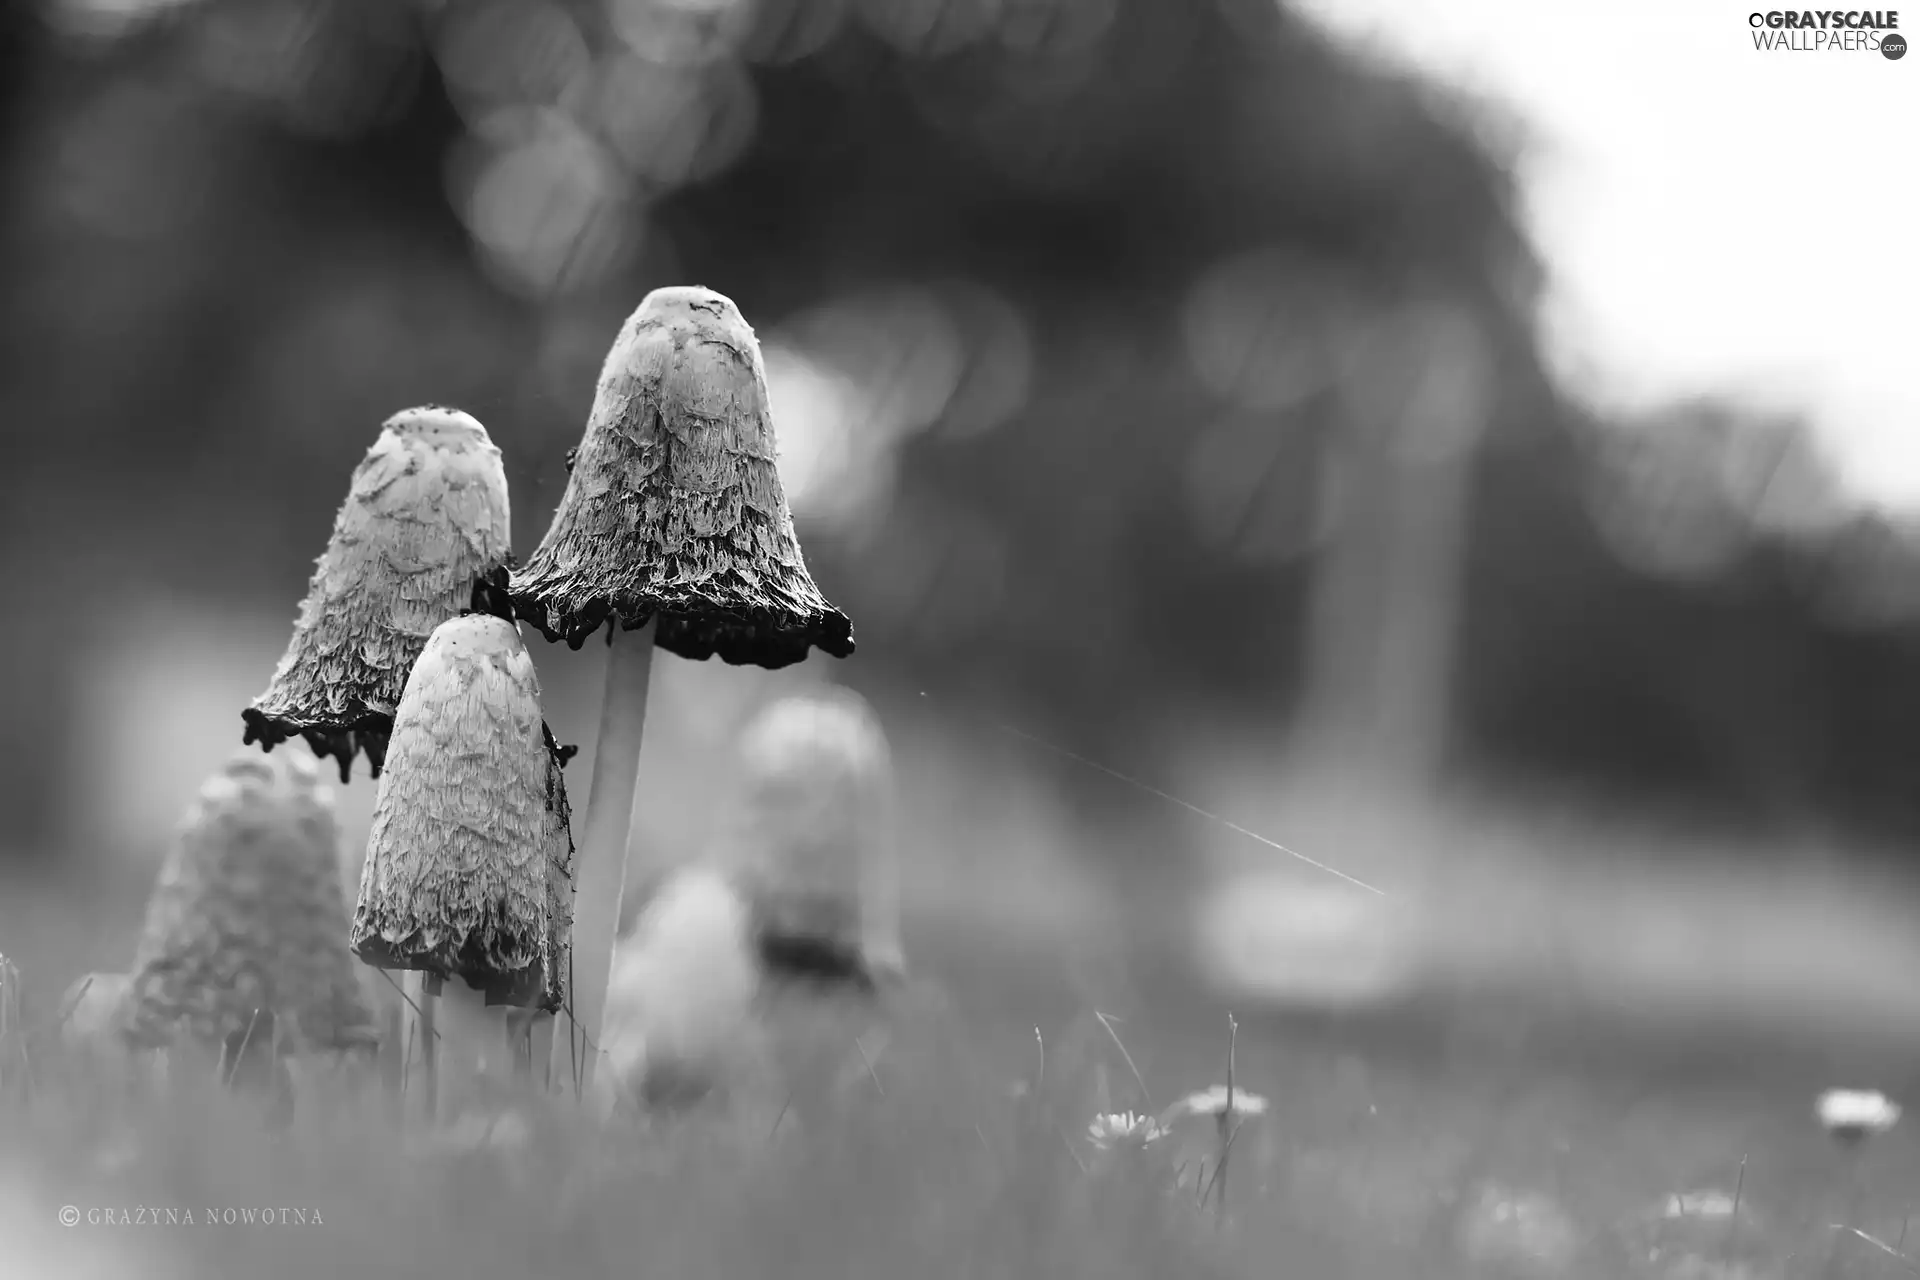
1087, 1111, 1166, 1150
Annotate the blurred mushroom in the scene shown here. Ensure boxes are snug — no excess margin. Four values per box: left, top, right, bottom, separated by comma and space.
594, 863, 763, 1120
1817, 1088, 1902, 1146
1815, 1086, 1903, 1278
510, 286, 854, 1087
350, 613, 576, 1120
121, 749, 379, 1120
243, 405, 513, 784
722, 685, 902, 983
598, 686, 903, 1124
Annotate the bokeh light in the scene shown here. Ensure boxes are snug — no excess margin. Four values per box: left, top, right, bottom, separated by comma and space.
189, 0, 423, 142
431, 0, 593, 121
764, 281, 1032, 533
585, 51, 760, 191
762, 342, 872, 528
1582, 419, 1755, 583
1709, 412, 1849, 545
450, 106, 641, 300
1193, 873, 1419, 1010
737, 0, 849, 65
605, 0, 756, 67
1341, 299, 1492, 465
928, 280, 1032, 440
762, 282, 996, 531
791, 287, 966, 437
1581, 404, 1859, 587
46, 0, 199, 46
1182, 247, 1368, 415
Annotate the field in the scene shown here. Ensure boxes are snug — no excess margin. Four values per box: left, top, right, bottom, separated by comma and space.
3, 654, 1915, 1280
2, 895, 1915, 1280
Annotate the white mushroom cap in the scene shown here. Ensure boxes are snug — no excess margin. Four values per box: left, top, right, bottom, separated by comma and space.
599, 864, 763, 1113
510, 286, 854, 666
245, 406, 512, 782
721, 686, 902, 977
351, 613, 574, 1012
123, 748, 377, 1054
1816, 1088, 1901, 1136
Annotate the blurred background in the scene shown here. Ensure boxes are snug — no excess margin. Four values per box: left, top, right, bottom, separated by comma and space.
1, 0, 1916, 1093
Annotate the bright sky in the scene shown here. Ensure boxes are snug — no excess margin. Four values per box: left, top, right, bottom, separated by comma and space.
1291, 0, 1918, 514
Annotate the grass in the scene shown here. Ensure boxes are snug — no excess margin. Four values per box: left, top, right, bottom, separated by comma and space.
1, 954, 1914, 1280
4, 997, 1235, 1280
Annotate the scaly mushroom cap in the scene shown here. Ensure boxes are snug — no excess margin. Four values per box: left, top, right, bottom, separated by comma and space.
350, 614, 575, 1012
716, 686, 901, 990
122, 749, 380, 1054
244, 406, 513, 783
509, 286, 855, 668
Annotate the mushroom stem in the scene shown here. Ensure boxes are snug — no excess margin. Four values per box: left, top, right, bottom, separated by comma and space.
551, 617, 658, 1092
380, 998, 404, 1115
523, 1013, 554, 1091
433, 977, 511, 1121
418, 974, 439, 1124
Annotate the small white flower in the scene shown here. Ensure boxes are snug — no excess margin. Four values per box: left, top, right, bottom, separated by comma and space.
1087, 1110, 1165, 1150
1816, 1089, 1901, 1139
1166, 1085, 1269, 1123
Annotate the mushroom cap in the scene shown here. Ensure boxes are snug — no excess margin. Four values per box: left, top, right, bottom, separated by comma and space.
713, 686, 901, 987
244, 405, 513, 783
601, 859, 895, 1123
509, 286, 855, 667
349, 613, 575, 1012
601, 864, 763, 1114
122, 749, 381, 1054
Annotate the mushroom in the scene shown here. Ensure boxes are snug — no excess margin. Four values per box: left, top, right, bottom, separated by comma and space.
510, 286, 854, 1087
1816, 1086, 1904, 1275
349, 612, 575, 1121
593, 863, 763, 1120
721, 685, 903, 985
243, 405, 513, 785
598, 686, 902, 1124
121, 748, 380, 1119
1817, 1088, 1902, 1146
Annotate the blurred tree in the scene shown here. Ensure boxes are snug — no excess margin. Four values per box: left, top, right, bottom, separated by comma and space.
0, 0, 1916, 874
